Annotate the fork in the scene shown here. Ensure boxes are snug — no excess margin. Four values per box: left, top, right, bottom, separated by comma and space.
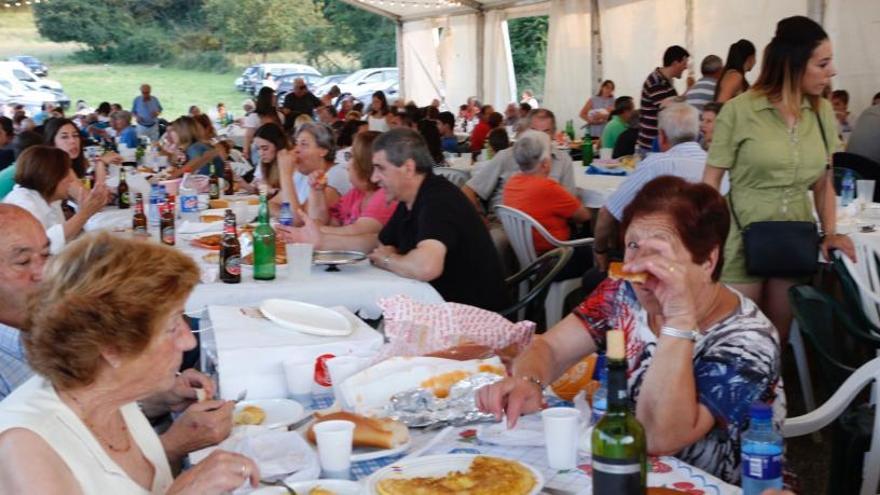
259, 478, 297, 494
234, 389, 248, 403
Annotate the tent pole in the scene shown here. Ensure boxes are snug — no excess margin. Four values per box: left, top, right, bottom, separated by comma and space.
685, 0, 694, 82
590, 0, 602, 94
396, 20, 405, 102
807, 0, 826, 25
477, 10, 485, 103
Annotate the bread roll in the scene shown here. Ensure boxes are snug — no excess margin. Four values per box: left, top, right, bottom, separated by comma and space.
608, 261, 648, 284
234, 405, 266, 425
306, 411, 408, 449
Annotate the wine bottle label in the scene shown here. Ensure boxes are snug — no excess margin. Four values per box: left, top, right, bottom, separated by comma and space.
161, 226, 175, 244
593, 455, 643, 495
224, 255, 241, 276
742, 452, 782, 480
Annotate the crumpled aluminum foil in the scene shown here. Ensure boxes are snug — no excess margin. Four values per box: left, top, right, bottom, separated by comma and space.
385, 372, 503, 427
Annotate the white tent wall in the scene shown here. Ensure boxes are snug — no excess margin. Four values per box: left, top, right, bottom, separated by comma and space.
401, 20, 443, 106
691, 0, 807, 86
543, 0, 593, 130
826, 0, 880, 119
438, 14, 480, 110
598, 0, 687, 102
482, 10, 518, 109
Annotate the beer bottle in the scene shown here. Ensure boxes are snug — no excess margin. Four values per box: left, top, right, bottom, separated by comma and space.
253, 187, 276, 280
223, 162, 235, 195
209, 164, 221, 200
219, 209, 241, 284
160, 202, 175, 246
132, 192, 148, 235
117, 167, 130, 209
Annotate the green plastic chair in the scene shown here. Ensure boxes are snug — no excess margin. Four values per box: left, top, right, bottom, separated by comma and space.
831, 254, 880, 350
789, 285, 876, 494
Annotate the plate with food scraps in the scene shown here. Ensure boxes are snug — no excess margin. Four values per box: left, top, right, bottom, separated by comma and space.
313, 250, 367, 267
233, 399, 306, 430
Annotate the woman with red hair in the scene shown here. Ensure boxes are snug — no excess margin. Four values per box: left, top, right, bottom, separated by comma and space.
477, 176, 784, 486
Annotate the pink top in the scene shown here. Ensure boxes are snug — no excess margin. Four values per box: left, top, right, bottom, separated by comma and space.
330, 187, 398, 226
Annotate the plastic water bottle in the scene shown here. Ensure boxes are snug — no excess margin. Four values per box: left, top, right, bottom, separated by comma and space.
279, 201, 294, 226
590, 352, 608, 426
179, 175, 199, 222
148, 184, 161, 227
841, 169, 856, 207
741, 402, 783, 494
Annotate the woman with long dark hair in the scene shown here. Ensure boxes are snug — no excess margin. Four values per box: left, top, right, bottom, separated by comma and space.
703, 16, 854, 342
243, 86, 282, 163
417, 119, 446, 166
714, 39, 757, 103
367, 91, 392, 132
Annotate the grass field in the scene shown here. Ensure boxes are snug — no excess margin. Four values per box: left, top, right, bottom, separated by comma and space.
0, 9, 80, 60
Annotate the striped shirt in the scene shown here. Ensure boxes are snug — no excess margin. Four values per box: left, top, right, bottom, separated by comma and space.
0, 323, 33, 401
685, 76, 718, 112
637, 68, 678, 152
605, 142, 728, 219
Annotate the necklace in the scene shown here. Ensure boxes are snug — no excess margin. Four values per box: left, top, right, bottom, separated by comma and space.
64, 391, 133, 454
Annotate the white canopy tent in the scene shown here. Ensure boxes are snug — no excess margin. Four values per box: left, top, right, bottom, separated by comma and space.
341, 0, 880, 127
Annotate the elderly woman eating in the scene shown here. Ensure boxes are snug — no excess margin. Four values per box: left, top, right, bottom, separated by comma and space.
0, 233, 258, 494
477, 176, 783, 485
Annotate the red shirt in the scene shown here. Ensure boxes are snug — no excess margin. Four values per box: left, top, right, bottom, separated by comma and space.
470, 121, 491, 153
502, 173, 582, 253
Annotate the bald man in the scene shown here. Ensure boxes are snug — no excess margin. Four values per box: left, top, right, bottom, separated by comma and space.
0, 204, 48, 398
131, 83, 162, 141
0, 205, 234, 462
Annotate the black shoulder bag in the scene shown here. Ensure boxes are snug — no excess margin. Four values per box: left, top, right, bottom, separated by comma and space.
728, 112, 828, 278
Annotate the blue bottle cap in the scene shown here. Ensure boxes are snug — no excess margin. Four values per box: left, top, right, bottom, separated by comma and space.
749, 402, 772, 420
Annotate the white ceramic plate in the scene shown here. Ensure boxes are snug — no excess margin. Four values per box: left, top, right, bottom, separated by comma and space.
365, 454, 544, 495
260, 299, 354, 337
234, 399, 306, 430
351, 438, 411, 462
476, 415, 545, 447
251, 479, 364, 495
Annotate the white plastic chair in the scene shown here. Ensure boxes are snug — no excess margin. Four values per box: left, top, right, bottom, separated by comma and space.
782, 356, 880, 495
788, 320, 818, 417
434, 167, 471, 188
495, 205, 593, 327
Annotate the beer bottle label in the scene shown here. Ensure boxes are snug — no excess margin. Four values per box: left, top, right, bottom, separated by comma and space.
224, 255, 241, 276
161, 226, 175, 245
210, 183, 220, 197
134, 225, 147, 235
120, 192, 130, 206
592, 456, 643, 495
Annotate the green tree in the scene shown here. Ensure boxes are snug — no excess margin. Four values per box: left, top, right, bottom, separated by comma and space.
319, 1, 396, 68
33, 0, 137, 49
204, 0, 325, 61
507, 16, 549, 97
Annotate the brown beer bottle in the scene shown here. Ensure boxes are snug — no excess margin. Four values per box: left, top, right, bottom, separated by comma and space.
117, 167, 130, 209
132, 192, 148, 235
223, 162, 235, 195
160, 202, 175, 246
209, 164, 221, 200
219, 209, 241, 284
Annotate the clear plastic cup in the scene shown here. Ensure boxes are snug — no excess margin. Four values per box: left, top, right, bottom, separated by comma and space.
286, 243, 313, 279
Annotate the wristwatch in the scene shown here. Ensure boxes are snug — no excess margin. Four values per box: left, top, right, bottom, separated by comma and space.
660, 326, 698, 341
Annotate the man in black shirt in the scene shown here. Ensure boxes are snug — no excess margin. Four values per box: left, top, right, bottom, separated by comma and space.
281, 77, 321, 131
275, 128, 509, 311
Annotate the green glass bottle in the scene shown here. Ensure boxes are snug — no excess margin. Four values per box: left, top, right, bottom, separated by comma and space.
252, 189, 276, 280
565, 119, 575, 141
591, 329, 647, 495
582, 134, 594, 167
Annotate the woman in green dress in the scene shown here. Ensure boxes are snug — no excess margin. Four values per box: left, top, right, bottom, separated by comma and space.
703, 16, 855, 343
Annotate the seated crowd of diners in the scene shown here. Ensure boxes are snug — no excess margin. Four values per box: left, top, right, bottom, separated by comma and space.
0, 13, 876, 493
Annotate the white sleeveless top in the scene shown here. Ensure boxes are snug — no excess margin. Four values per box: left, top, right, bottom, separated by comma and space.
0, 376, 173, 494
368, 114, 390, 132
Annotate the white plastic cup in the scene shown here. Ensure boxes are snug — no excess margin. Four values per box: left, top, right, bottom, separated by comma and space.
600, 148, 613, 161
286, 243, 313, 279
283, 358, 315, 404
857, 180, 875, 208
314, 419, 355, 477
541, 407, 581, 470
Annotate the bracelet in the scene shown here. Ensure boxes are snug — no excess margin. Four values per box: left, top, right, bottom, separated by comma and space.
518, 375, 546, 391
660, 326, 698, 341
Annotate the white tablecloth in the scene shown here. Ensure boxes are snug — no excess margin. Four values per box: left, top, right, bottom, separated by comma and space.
85, 209, 444, 319
572, 161, 626, 209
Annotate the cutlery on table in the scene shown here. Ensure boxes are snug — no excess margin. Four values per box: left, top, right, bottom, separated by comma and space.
259, 478, 297, 494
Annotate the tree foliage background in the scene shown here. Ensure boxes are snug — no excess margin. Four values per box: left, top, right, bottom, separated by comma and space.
33, 0, 548, 93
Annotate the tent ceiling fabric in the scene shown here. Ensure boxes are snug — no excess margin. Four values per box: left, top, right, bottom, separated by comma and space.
340, 0, 531, 21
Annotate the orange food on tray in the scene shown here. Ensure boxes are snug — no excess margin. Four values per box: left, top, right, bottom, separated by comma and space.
189, 234, 223, 250
242, 248, 287, 265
